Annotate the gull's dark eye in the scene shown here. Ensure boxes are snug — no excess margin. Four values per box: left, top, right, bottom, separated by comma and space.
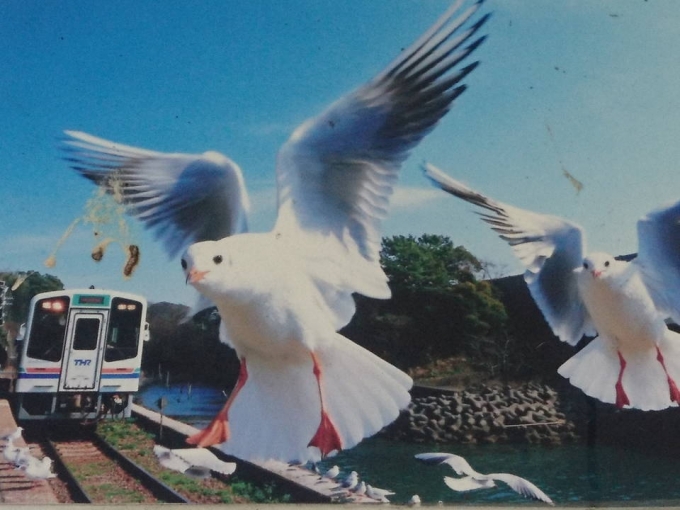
583, 262, 588, 270
181, 259, 187, 270
213, 255, 223, 265
604, 260, 610, 267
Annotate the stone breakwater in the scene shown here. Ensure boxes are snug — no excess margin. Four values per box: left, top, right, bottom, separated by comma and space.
385, 382, 581, 445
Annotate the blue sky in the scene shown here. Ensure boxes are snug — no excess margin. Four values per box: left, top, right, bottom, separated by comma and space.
2, 1, 679, 305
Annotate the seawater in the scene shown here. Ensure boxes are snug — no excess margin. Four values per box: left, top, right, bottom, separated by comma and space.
136, 380, 223, 429
137, 382, 680, 505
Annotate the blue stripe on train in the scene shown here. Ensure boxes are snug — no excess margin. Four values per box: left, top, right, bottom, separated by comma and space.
19, 373, 139, 379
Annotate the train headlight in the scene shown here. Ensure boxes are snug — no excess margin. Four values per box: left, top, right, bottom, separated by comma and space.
41, 299, 65, 312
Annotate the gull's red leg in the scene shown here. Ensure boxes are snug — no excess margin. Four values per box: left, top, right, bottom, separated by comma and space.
656, 346, 680, 403
615, 351, 630, 408
187, 357, 248, 447
307, 352, 342, 458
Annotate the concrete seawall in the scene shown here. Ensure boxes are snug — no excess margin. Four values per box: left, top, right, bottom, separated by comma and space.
384, 382, 582, 445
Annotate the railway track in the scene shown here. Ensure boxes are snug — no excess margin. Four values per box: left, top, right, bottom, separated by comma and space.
1, 407, 297, 504
43, 431, 188, 504
0, 398, 289, 504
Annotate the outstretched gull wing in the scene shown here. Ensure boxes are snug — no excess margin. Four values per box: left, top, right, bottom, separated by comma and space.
62, 130, 250, 259
424, 162, 593, 345
415, 451, 478, 476
444, 475, 495, 492
636, 198, 680, 325
274, 0, 490, 304
488, 472, 554, 505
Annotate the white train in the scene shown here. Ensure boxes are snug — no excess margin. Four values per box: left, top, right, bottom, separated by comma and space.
14, 288, 149, 420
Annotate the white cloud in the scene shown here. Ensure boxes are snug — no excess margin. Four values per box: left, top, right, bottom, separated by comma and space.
390, 186, 446, 210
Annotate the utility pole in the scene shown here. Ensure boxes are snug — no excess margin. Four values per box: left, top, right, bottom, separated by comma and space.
0, 280, 17, 386
0, 281, 6, 326
0, 281, 13, 387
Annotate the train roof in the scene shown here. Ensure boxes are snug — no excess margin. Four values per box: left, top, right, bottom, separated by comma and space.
29, 288, 148, 304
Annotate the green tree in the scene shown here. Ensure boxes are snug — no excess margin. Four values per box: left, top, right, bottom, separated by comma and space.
1, 271, 64, 324
0, 271, 64, 371
343, 235, 511, 377
380, 234, 482, 290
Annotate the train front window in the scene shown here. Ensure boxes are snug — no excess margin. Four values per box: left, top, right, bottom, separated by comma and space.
26, 297, 70, 362
105, 298, 142, 362
73, 318, 100, 350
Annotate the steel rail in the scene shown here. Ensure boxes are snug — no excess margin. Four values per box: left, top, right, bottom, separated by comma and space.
91, 432, 189, 503
43, 439, 92, 504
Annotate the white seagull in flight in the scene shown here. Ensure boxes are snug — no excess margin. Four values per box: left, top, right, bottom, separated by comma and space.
60, 1, 490, 463
153, 445, 236, 478
424, 163, 680, 411
415, 452, 554, 505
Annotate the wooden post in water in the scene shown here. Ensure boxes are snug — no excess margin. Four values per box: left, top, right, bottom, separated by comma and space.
156, 396, 168, 442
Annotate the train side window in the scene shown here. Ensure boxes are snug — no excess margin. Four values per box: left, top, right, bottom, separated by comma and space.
105, 298, 142, 362
26, 298, 70, 362
73, 318, 100, 350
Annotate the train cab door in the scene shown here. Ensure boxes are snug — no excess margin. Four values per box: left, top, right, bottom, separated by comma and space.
59, 310, 108, 391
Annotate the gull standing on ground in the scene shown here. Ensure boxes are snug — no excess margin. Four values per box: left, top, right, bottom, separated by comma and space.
323, 464, 340, 480
2, 427, 23, 443
342, 470, 360, 490
61, 1, 490, 463
13, 447, 34, 469
424, 163, 680, 411
416, 452, 553, 505
365, 484, 396, 503
353, 481, 367, 496
3, 438, 21, 464
153, 445, 236, 478
19, 456, 57, 481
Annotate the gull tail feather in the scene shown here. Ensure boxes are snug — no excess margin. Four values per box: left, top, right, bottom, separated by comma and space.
222, 334, 411, 463
322, 333, 413, 451
558, 332, 680, 410
558, 336, 619, 405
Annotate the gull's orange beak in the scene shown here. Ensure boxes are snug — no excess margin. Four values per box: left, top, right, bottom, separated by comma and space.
186, 268, 209, 284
